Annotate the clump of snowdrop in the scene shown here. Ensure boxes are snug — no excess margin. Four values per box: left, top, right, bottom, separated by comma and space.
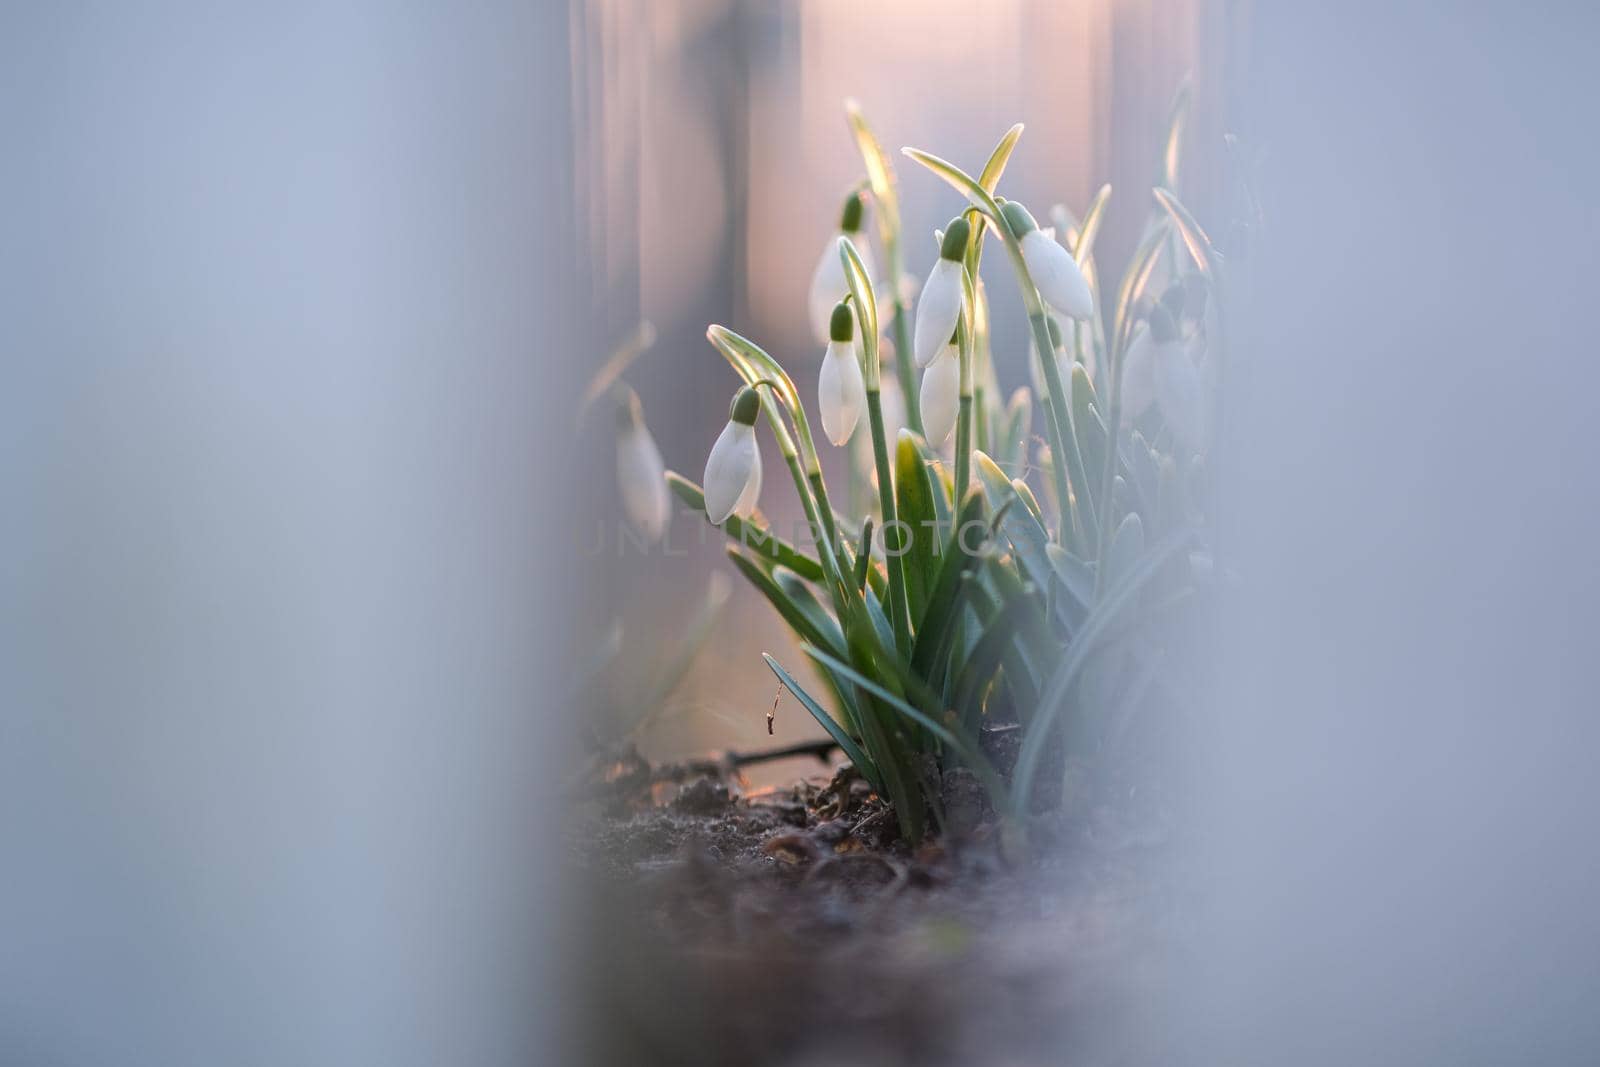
818, 301, 867, 446
809, 191, 875, 344
702, 386, 763, 524
614, 387, 670, 543
912, 216, 970, 368
919, 328, 960, 447
1000, 200, 1094, 321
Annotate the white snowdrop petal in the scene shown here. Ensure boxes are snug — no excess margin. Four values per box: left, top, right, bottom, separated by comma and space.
818, 341, 865, 445
616, 424, 669, 543
1154, 343, 1209, 453
913, 258, 964, 368
733, 437, 763, 518
919, 346, 960, 447
1119, 324, 1159, 419
703, 421, 758, 524
1021, 230, 1094, 321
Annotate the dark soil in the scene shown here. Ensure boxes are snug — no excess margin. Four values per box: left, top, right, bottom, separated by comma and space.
567, 747, 1182, 1066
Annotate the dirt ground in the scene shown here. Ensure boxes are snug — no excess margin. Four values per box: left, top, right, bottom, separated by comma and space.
567, 748, 1185, 1066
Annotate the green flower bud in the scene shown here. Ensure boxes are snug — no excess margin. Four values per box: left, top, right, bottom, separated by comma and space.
939, 216, 971, 261
1148, 304, 1180, 344
1159, 282, 1186, 320
1000, 200, 1038, 239
829, 301, 855, 343
729, 385, 762, 426
839, 192, 865, 234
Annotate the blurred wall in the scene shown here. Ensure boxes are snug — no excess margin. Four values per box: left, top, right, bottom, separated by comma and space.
1, 4, 579, 1065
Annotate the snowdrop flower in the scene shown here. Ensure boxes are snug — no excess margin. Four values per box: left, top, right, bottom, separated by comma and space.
1001, 200, 1094, 321
818, 302, 867, 445
702, 386, 763, 524
1029, 313, 1075, 408
912, 217, 970, 368
1150, 304, 1209, 452
614, 389, 669, 543
919, 331, 960, 447
1119, 319, 1160, 420
808, 192, 876, 344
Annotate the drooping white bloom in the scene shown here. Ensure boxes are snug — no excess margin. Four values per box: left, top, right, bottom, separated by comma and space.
703, 387, 763, 524
808, 193, 876, 343
912, 217, 970, 368
1152, 310, 1209, 453
614, 390, 669, 543
733, 446, 762, 519
1119, 321, 1159, 420
919, 340, 960, 447
1002, 201, 1094, 322
818, 303, 866, 445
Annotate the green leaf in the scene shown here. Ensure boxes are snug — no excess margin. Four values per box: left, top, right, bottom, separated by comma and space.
910, 487, 987, 680
1111, 220, 1172, 359
972, 451, 1051, 589
666, 472, 824, 581
726, 549, 844, 656
1157, 80, 1193, 194
763, 653, 878, 785
894, 430, 941, 624
706, 325, 804, 417
977, 123, 1025, 194
901, 147, 1004, 222
1071, 369, 1109, 523
1012, 527, 1196, 808
1154, 186, 1217, 278
845, 100, 901, 246
1071, 183, 1112, 265
839, 236, 880, 365
802, 644, 1012, 817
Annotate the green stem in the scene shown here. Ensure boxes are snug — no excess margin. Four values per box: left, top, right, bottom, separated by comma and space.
954, 311, 974, 509
891, 298, 922, 435
1025, 310, 1082, 547
866, 389, 912, 658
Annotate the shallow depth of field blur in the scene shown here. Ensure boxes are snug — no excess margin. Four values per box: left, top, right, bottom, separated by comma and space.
573, 0, 1234, 779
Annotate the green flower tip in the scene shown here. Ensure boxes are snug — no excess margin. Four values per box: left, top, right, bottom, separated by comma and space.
939, 216, 971, 261
729, 385, 762, 426
1148, 304, 1180, 343
1045, 315, 1063, 350
839, 192, 865, 234
614, 389, 642, 430
829, 301, 856, 343
1000, 200, 1038, 239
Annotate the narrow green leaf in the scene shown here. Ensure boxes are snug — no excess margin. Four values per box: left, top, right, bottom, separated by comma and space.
1111, 220, 1172, 359
666, 472, 824, 581
1103, 512, 1146, 590
894, 430, 941, 624
1013, 528, 1195, 806
910, 487, 987, 679
1153, 186, 1217, 278
726, 549, 844, 656
977, 123, 1025, 194
802, 644, 1011, 815
1071, 183, 1113, 265
901, 147, 1004, 222
763, 653, 878, 784
845, 100, 901, 244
